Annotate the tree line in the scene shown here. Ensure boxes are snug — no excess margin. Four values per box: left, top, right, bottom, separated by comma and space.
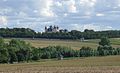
0, 28, 120, 39
0, 37, 120, 64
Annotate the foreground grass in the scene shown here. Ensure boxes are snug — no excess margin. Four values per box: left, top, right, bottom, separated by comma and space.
0, 56, 120, 73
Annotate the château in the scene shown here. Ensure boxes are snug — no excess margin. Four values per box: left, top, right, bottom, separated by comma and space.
45, 25, 68, 33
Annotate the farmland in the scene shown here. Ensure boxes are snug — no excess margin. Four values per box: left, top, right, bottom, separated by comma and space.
4, 38, 120, 50
0, 38, 119, 73
0, 56, 120, 73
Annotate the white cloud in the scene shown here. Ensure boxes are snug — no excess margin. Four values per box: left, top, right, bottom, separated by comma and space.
69, 24, 109, 31
104, 26, 113, 30
79, 0, 97, 7
70, 24, 83, 31
64, 13, 68, 17
117, 0, 120, 7
34, 0, 55, 17
83, 24, 100, 31
68, 24, 100, 31
17, 11, 28, 18
0, 16, 8, 25
67, 0, 77, 13
96, 13, 105, 16
63, 23, 114, 31
76, 0, 97, 16
55, 1, 62, 7
83, 24, 113, 31
0, 8, 13, 15
62, 0, 77, 13
40, 9, 55, 17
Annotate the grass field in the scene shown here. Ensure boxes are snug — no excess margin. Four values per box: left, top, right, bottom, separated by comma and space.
4, 38, 120, 50
0, 55, 120, 73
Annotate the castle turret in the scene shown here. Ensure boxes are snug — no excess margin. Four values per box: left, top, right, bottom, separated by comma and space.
45, 26, 47, 32
56, 26, 59, 32
45, 25, 61, 33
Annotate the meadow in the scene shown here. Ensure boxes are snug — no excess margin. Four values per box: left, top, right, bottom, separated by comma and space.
4, 38, 120, 50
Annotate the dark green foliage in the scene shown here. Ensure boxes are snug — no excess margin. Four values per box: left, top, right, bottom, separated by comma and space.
97, 37, 115, 56
55, 46, 75, 57
114, 48, 120, 55
0, 28, 36, 38
0, 38, 5, 47
0, 48, 9, 63
41, 51, 51, 59
74, 50, 80, 57
99, 37, 110, 46
35, 29, 120, 39
8, 47, 18, 64
80, 47, 93, 57
32, 48, 41, 60
40, 46, 57, 59
9, 39, 32, 62
0, 28, 120, 40
93, 50, 99, 56
97, 46, 114, 56
40, 46, 75, 59
16, 52, 25, 62
0, 38, 9, 63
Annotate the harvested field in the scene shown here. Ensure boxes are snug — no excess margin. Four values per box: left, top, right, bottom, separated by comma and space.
0, 56, 120, 73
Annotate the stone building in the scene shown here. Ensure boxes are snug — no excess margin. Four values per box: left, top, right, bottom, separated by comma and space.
45, 25, 59, 33
45, 25, 68, 33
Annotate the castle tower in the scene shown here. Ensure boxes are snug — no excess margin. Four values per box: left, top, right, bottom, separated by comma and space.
45, 26, 47, 32
56, 26, 59, 32
53, 25, 57, 32
45, 25, 60, 33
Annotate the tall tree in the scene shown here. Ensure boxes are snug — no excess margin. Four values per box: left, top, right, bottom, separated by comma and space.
99, 37, 110, 46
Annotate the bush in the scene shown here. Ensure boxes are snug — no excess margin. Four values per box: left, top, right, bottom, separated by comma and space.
97, 46, 114, 56
8, 47, 18, 63
80, 47, 93, 57
0, 48, 9, 63
115, 48, 120, 55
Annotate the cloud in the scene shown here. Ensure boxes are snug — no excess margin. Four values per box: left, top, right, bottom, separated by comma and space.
69, 24, 83, 31
66, 24, 113, 31
83, 24, 113, 31
55, 1, 62, 7
73, 0, 97, 16
33, 0, 55, 17
17, 11, 28, 18
79, 0, 97, 7
66, 0, 77, 13
0, 16, 8, 25
105, 26, 113, 30
96, 13, 105, 16
0, 7, 13, 15
83, 24, 100, 31
0, 0, 119, 31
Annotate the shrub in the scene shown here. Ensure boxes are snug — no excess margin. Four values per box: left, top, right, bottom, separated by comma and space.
80, 47, 93, 57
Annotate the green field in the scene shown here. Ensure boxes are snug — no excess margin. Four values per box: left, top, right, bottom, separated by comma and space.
0, 56, 120, 73
4, 38, 120, 50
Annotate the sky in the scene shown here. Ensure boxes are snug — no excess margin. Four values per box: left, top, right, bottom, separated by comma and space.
0, 0, 120, 32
